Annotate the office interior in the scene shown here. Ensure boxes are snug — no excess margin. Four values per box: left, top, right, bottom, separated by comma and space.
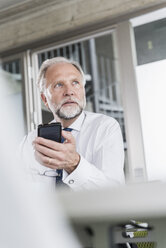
1, 0, 166, 247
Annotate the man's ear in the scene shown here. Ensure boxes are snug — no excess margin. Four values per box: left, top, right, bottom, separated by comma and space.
41, 93, 49, 108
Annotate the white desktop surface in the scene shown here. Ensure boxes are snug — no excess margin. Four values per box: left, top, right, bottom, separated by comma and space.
57, 182, 166, 248
57, 182, 166, 223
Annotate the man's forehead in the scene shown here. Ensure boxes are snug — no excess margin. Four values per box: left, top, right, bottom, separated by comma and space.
45, 62, 82, 80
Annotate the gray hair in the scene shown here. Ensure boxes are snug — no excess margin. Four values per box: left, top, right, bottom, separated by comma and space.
37, 56, 86, 93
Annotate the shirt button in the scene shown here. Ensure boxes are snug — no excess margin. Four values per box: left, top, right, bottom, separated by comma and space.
69, 179, 74, 184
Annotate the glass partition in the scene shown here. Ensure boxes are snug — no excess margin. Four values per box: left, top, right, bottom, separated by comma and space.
2, 59, 26, 141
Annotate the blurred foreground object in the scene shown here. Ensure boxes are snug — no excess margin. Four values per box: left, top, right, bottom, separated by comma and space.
0, 68, 81, 248
57, 182, 166, 247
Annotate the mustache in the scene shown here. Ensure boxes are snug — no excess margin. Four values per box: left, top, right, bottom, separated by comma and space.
58, 97, 80, 107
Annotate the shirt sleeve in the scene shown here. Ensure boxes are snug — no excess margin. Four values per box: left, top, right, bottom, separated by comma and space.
63, 123, 125, 191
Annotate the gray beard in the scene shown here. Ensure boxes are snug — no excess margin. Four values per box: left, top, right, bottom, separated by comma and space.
56, 106, 83, 120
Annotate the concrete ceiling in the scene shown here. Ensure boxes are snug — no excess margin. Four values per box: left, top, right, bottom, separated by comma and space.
0, 0, 30, 10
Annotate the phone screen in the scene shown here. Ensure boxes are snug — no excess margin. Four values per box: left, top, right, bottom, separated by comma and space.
38, 122, 61, 143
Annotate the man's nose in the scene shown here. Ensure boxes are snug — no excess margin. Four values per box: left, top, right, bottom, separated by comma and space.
63, 85, 74, 96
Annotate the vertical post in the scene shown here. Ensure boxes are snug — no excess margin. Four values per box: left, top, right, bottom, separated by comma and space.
23, 50, 35, 131
89, 38, 100, 113
31, 52, 42, 127
116, 21, 147, 183
80, 42, 86, 73
23, 50, 42, 132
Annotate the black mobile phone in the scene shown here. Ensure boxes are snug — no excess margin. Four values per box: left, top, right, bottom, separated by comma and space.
38, 122, 62, 143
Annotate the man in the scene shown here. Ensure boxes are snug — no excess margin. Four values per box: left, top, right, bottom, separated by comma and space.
20, 57, 125, 191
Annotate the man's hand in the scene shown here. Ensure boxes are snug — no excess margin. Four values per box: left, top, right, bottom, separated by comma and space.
33, 130, 80, 174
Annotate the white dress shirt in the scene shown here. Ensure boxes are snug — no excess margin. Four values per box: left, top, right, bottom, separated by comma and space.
20, 111, 125, 191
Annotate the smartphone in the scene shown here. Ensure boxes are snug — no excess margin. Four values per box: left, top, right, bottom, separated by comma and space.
38, 122, 62, 143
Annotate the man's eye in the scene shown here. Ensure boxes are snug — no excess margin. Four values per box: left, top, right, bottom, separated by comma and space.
54, 82, 63, 88
73, 81, 79, 85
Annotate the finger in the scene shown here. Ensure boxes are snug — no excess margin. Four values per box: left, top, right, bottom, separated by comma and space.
35, 137, 64, 150
35, 143, 56, 157
35, 150, 50, 166
62, 130, 75, 144
35, 150, 61, 169
35, 143, 64, 161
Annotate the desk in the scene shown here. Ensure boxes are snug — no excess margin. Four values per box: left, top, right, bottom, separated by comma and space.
57, 182, 166, 248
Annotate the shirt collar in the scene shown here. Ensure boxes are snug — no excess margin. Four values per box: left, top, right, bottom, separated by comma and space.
52, 111, 85, 132
69, 111, 85, 132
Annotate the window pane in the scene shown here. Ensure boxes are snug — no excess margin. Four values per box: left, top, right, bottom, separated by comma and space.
37, 34, 126, 144
134, 18, 166, 65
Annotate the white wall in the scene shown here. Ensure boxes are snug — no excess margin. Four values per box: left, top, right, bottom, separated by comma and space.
136, 60, 166, 181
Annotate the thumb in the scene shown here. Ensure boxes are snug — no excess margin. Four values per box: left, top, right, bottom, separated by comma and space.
61, 130, 74, 144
